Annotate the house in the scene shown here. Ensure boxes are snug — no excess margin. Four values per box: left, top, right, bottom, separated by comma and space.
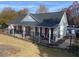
7, 11, 69, 45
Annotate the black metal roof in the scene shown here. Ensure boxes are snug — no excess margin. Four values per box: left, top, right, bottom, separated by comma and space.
31, 11, 63, 27
8, 11, 64, 27
31, 11, 63, 23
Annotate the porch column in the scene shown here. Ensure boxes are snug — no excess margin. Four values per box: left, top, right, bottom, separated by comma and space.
8, 25, 11, 35
51, 28, 54, 42
16, 25, 18, 33
22, 26, 26, 39
11, 24, 15, 36
38, 27, 41, 43
49, 28, 51, 44
31, 27, 34, 38
12, 26, 14, 36
16, 25, 18, 30
33, 27, 35, 40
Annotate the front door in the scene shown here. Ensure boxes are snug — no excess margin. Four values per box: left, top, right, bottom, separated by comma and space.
18, 25, 22, 34
45, 28, 49, 40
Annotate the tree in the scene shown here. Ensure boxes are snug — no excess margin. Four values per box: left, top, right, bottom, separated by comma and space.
18, 8, 29, 16
0, 7, 18, 24
36, 4, 48, 13
67, 1, 79, 25
73, 16, 79, 25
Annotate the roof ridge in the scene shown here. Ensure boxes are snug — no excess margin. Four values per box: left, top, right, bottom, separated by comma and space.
31, 11, 63, 15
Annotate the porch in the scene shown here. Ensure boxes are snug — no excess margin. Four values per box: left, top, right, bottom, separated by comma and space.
8, 25, 68, 46
7, 24, 58, 45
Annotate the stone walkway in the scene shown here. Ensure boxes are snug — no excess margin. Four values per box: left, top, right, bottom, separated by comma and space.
58, 38, 75, 49
14, 34, 22, 38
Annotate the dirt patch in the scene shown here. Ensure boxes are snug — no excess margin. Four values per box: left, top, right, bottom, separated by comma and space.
0, 44, 20, 56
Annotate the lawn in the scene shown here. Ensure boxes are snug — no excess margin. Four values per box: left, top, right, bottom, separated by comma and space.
0, 34, 77, 57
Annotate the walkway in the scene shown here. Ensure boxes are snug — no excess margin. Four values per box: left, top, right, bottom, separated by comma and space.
58, 38, 75, 49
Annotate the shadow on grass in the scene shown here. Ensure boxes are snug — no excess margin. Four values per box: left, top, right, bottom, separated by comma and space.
67, 45, 79, 57
33, 42, 78, 57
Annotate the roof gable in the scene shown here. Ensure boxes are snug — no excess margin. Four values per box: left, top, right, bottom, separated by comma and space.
21, 14, 36, 22
59, 12, 68, 26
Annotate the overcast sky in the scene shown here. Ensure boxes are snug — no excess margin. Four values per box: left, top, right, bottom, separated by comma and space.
0, 1, 74, 13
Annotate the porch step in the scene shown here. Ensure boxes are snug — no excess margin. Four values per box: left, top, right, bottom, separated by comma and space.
34, 39, 66, 48
33, 36, 67, 47
53, 38, 66, 46
37, 42, 55, 48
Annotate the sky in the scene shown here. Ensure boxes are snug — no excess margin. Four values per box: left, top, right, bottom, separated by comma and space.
0, 1, 74, 13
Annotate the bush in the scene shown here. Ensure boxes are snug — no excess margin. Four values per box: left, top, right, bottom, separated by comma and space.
0, 23, 8, 29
